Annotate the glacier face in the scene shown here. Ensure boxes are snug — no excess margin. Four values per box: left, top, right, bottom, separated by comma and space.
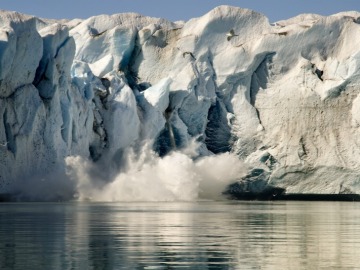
1, 6, 360, 200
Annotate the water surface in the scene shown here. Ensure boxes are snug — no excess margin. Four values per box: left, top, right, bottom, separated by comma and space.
1, 201, 360, 269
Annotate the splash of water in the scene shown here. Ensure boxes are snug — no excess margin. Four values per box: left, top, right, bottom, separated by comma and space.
66, 141, 246, 202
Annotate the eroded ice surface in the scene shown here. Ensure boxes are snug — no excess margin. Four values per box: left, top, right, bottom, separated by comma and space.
1, 6, 360, 200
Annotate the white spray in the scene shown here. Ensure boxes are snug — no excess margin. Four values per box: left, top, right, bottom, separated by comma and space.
66, 141, 246, 202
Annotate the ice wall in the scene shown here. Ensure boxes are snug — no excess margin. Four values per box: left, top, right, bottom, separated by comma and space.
1, 6, 360, 200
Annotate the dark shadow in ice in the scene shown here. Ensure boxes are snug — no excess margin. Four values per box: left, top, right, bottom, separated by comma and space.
205, 100, 232, 154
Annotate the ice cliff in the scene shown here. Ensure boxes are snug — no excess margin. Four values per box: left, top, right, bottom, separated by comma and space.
1, 6, 360, 200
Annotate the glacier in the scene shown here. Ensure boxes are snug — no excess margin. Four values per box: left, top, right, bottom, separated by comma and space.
1, 6, 360, 201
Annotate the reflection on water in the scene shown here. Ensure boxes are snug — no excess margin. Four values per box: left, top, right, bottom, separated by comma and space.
1, 201, 360, 269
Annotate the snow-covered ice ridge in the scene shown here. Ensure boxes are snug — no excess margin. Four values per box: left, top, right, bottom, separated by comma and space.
1, 6, 360, 200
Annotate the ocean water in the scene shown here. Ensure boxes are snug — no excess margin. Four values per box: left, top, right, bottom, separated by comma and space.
1, 201, 360, 269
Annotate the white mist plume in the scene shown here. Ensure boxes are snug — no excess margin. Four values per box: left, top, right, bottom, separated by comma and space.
66, 141, 246, 201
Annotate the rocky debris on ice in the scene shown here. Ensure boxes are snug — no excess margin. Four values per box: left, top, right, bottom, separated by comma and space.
1, 6, 360, 199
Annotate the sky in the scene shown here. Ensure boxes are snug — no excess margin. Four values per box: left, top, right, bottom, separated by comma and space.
0, 0, 359, 22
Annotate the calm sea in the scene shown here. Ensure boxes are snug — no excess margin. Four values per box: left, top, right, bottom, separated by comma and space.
1, 201, 360, 269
